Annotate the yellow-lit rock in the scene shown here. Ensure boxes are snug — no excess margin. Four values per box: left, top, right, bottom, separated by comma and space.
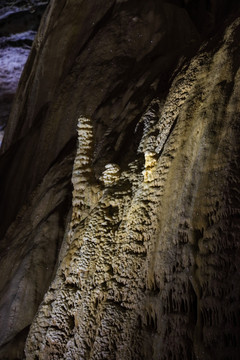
25, 17, 240, 360
0, 1, 240, 359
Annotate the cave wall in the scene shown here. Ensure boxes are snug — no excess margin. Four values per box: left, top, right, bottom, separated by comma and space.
25, 17, 240, 359
0, 0, 49, 141
0, 0, 239, 359
0, 0, 200, 239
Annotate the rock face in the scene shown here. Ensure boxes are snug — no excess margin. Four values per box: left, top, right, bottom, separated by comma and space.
0, 0, 240, 359
0, 0, 48, 143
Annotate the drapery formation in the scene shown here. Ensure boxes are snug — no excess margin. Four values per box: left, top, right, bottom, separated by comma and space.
0, 1, 239, 359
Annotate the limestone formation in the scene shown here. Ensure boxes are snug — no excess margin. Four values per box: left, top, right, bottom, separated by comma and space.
0, 0, 199, 239
0, 0, 240, 359
100, 164, 121, 186
26, 15, 240, 360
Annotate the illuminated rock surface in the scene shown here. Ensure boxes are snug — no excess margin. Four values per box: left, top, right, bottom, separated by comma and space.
0, 0, 240, 359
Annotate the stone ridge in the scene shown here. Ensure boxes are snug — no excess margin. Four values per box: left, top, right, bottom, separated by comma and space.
71, 116, 102, 225
25, 17, 240, 359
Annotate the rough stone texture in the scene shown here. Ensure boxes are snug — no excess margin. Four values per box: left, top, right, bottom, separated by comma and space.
25, 16, 240, 359
0, 0, 199, 239
0, 139, 74, 359
0, 0, 240, 359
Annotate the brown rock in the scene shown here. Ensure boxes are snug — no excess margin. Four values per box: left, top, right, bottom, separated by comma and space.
25, 14, 240, 360
0, 1, 239, 359
0, 0, 199, 238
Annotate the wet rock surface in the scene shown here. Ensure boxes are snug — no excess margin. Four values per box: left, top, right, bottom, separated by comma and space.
0, 0, 239, 359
